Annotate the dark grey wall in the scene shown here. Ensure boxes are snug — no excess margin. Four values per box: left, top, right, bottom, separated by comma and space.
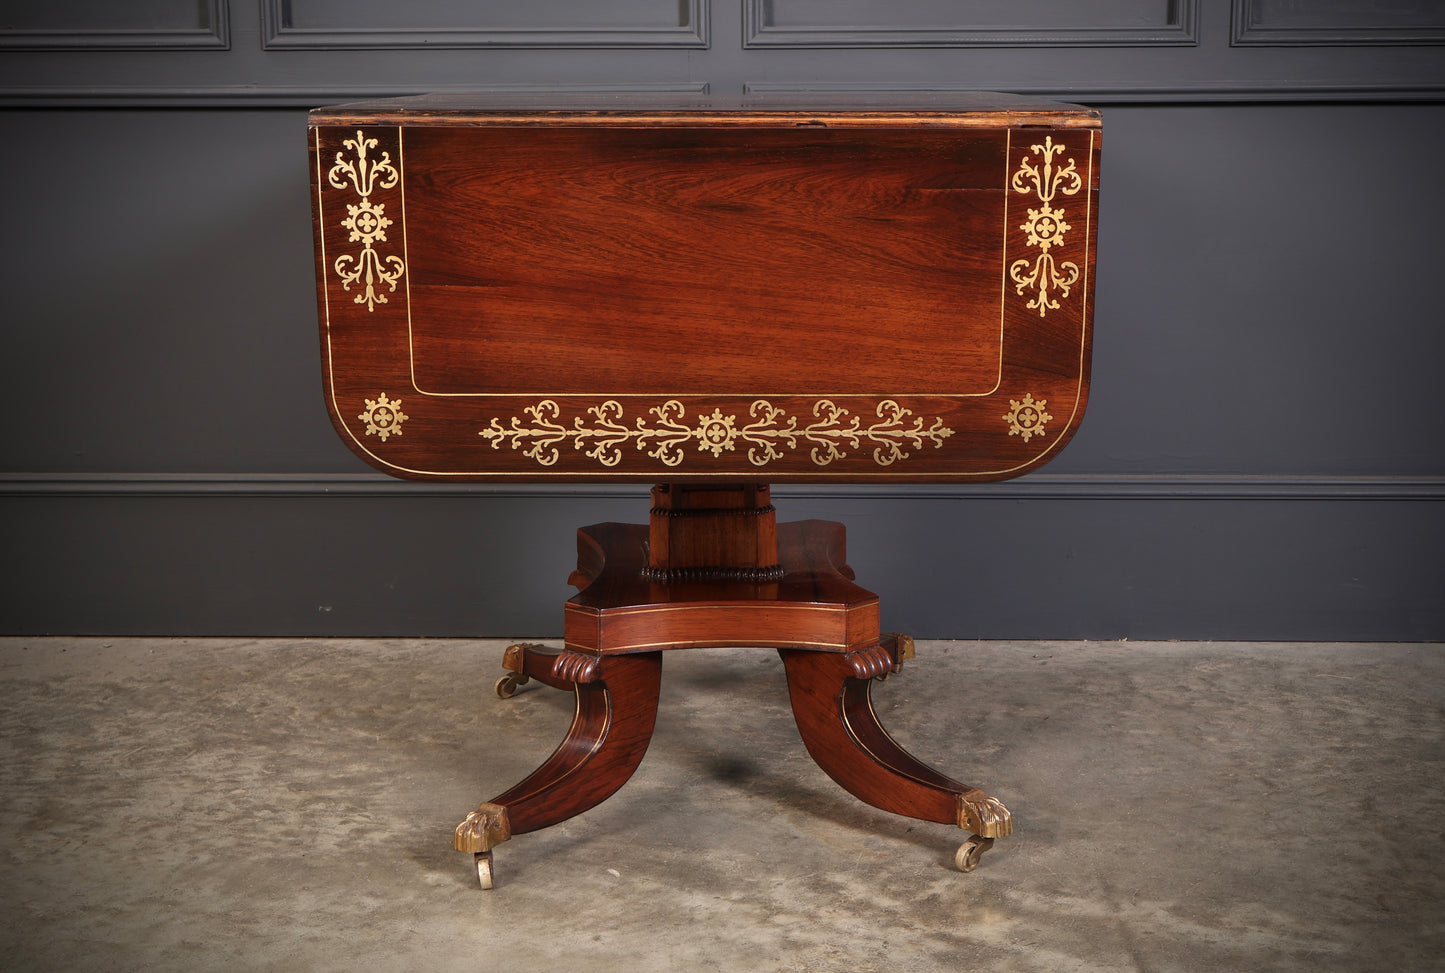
2, 0, 1442, 640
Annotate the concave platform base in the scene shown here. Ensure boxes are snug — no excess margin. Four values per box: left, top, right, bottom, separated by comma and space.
453, 484, 1012, 888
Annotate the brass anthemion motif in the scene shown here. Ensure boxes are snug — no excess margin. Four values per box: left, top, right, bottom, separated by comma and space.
1003, 393, 1051, 443
1009, 136, 1083, 317
328, 130, 405, 312
480, 399, 954, 469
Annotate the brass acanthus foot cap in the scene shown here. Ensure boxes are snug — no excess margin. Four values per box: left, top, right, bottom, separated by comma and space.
882, 632, 916, 664
454, 802, 512, 853
959, 790, 1014, 839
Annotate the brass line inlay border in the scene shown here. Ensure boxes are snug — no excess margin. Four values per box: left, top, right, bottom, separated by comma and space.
565, 600, 855, 651
566, 602, 867, 619
571, 640, 850, 651
317, 125, 1095, 479
398, 124, 1008, 401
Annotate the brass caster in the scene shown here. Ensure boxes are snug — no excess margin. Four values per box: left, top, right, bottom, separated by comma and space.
954, 834, 995, 873
494, 672, 530, 699
475, 850, 495, 890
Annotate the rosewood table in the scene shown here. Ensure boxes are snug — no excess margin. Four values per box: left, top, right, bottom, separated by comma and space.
308, 92, 1100, 889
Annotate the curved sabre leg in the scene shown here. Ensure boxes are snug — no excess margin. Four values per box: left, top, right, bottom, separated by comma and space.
778, 645, 1012, 846
455, 650, 663, 886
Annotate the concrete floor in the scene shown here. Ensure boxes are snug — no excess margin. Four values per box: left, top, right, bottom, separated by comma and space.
0, 638, 1440, 972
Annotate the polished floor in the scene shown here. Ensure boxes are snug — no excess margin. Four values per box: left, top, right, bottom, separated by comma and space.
0, 637, 1440, 972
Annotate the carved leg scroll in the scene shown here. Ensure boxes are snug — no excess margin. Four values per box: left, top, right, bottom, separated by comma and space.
493, 642, 580, 697
455, 647, 663, 888
778, 641, 1012, 870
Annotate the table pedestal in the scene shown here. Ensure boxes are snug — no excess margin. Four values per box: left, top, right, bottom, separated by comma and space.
453, 484, 1012, 889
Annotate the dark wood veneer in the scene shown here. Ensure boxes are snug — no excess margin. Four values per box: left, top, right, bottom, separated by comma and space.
312, 93, 1096, 886
311, 92, 1099, 482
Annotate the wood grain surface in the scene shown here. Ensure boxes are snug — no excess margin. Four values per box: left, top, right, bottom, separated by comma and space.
310, 94, 1100, 480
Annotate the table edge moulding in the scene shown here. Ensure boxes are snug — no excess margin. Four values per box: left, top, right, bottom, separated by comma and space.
308, 91, 1101, 889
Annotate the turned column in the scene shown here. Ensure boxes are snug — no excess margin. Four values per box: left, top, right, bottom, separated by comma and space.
644, 483, 782, 582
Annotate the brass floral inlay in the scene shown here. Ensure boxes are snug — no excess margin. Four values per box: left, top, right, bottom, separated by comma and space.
359, 393, 408, 442
1009, 136, 1083, 317
480, 399, 954, 469
1002, 393, 1051, 443
328, 130, 405, 312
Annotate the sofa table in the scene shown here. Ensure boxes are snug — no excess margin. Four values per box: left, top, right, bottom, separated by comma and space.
308, 92, 1100, 889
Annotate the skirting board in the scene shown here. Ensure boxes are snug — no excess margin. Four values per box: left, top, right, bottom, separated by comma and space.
2, 475, 1441, 641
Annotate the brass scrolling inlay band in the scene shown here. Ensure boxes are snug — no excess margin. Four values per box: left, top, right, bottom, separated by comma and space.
1003, 393, 1051, 443
328, 130, 405, 312
1010, 136, 1083, 317
480, 399, 954, 469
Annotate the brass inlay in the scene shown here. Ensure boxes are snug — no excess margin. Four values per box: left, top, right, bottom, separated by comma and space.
1003, 393, 1051, 443
399, 124, 1006, 402
481, 399, 954, 469
317, 125, 1095, 480
328, 130, 405, 312
359, 393, 408, 442
1009, 136, 1082, 317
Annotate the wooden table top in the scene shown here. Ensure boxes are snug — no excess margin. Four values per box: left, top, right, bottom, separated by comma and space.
310, 93, 1100, 481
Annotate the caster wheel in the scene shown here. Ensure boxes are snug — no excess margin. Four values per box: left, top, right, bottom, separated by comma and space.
494, 673, 529, 699
954, 835, 994, 873
475, 851, 495, 890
